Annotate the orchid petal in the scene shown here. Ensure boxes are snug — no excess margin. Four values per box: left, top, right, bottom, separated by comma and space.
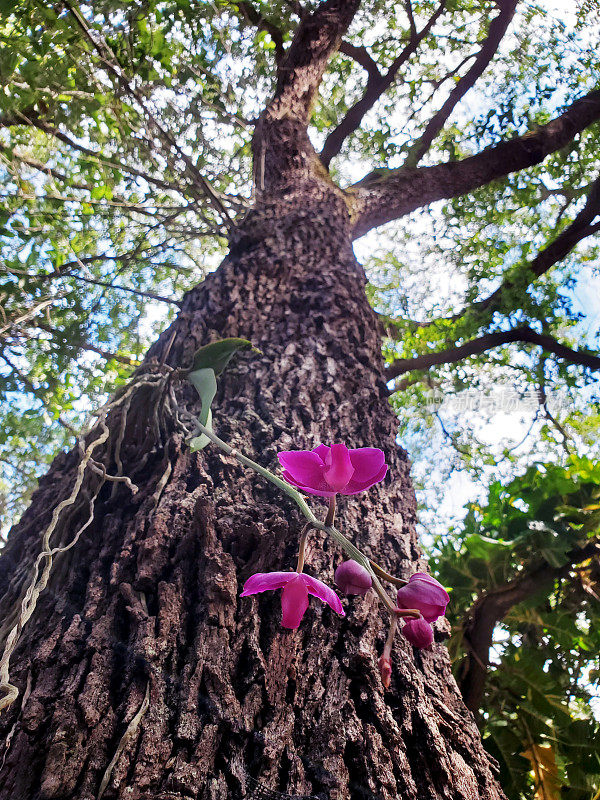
409, 572, 449, 593
335, 560, 372, 595
396, 574, 449, 622
280, 471, 336, 497
301, 574, 345, 616
348, 448, 386, 482
340, 463, 388, 495
323, 443, 354, 492
278, 450, 327, 488
312, 444, 330, 463
402, 618, 434, 649
408, 573, 450, 602
281, 576, 309, 628
241, 571, 297, 596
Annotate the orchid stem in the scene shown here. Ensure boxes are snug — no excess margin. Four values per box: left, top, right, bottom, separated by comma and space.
396, 608, 421, 619
190, 420, 317, 521
369, 559, 407, 587
296, 522, 311, 573
325, 496, 336, 527
383, 612, 399, 661
189, 419, 397, 612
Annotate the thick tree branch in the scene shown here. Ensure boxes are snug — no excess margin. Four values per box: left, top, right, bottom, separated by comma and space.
321, 0, 447, 167
383, 174, 600, 330
254, 0, 362, 192
459, 540, 600, 712
351, 88, 600, 238
385, 325, 600, 380
338, 41, 382, 82
403, 0, 518, 167
269, 0, 361, 124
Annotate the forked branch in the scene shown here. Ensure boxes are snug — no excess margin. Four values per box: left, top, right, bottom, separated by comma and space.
269, 0, 362, 123
321, 0, 447, 167
403, 0, 518, 167
382, 173, 600, 330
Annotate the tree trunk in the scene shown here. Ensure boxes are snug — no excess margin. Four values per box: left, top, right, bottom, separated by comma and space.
0, 168, 503, 800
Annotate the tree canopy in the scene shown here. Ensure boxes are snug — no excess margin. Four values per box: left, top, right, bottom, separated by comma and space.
1, 1, 599, 797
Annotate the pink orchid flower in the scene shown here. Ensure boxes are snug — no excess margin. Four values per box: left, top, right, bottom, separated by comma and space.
278, 443, 388, 498
241, 571, 345, 629
396, 573, 449, 622
402, 617, 434, 649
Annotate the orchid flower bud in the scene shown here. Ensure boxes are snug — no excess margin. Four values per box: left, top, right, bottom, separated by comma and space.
396, 573, 449, 622
378, 654, 392, 688
402, 617, 434, 649
334, 560, 372, 596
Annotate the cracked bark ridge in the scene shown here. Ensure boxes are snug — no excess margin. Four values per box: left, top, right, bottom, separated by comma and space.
0, 178, 503, 800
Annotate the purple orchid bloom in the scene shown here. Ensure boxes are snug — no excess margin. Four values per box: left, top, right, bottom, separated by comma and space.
402, 617, 434, 649
396, 573, 449, 623
241, 571, 345, 629
278, 443, 388, 498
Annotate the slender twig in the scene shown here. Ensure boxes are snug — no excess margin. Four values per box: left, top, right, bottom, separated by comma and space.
62, 0, 234, 227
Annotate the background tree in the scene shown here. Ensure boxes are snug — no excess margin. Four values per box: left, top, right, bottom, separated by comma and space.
435, 457, 600, 799
0, 0, 599, 798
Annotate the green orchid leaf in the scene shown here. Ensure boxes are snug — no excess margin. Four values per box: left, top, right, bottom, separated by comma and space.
185, 340, 257, 451
188, 367, 217, 424
189, 409, 213, 452
187, 367, 217, 451
189, 338, 256, 375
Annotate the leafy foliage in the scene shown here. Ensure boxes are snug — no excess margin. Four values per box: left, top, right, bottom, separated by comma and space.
431, 458, 600, 799
186, 337, 254, 450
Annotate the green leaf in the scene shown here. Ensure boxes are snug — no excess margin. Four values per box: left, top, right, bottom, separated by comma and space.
185, 338, 257, 450
464, 533, 513, 560
188, 367, 217, 422
187, 366, 217, 451
189, 408, 213, 452
189, 337, 255, 375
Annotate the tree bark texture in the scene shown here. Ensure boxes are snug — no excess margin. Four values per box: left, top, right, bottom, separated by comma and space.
0, 172, 504, 800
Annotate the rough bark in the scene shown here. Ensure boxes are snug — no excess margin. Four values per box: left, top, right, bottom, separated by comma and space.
0, 175, 503, 800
